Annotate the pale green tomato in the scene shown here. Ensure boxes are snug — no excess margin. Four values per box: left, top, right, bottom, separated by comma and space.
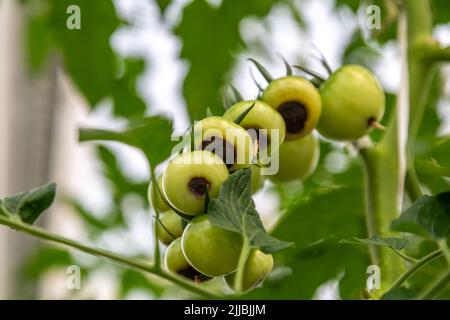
148, 175, 170, 213
318, 65, 385, 141
262, 76, 322, 141
163, 151, 229, 216
250, 165, 264, 194
225, 249, 273, 292
165, 238, 208, 281
181, 215, 243, 277
223, 100, 286, 159
269, 134, 319, 183
191, 116, 254, 170
157, 210, 184, 246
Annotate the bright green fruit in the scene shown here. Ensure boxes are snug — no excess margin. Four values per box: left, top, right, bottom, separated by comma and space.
225, 249, 273, 292
148, 175, 170, 213
223, 100, 286, 159
262, 76, 322, 141
163, 151, 229, 216
181, 215, 243, 277
250, 165, 264, 194
192, 116, 254, 170
318, 65, 385, 141
165, 238, 209, 282
269, 134, 319, 183
157, 210, 184, 246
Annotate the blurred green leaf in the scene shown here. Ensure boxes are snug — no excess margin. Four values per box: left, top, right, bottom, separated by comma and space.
79, 116, 175, 167
97, 146, 149, 201
391, 192, 450, 240
246, 164, 370, 299
431, 0, 450, 25
22, 247, 73, 279
175, 0, 276, 120
155, 0, 172, 14
381, 286, 416, 300
112, 58, 147, 118
0, 183, 56, 225
118, 269, 166, 299
208, 169, 293, 253
48, 0, 120, 106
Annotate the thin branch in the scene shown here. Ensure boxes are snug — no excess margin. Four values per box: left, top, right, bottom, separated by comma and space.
0, 215, 220, 298
388, 249, 444, 291
418, 269, 450, 299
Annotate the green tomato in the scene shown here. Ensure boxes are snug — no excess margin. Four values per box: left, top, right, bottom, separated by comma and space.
262, 76, 322, 141
148, 175, 170, 213
318, 65, 385, 141
225, 249, 273, 292
250, 165, 264, 194
269, 134, 319, 183
181, 215, 243, 277
192, 116, 254, 170
223, 100, 286, 160
157, 210, 184, 246
163, 151, 229, 216
165, 238, 209, 282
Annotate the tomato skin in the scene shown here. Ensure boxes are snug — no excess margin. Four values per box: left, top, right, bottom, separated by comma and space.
269, 134, 319, 183
163, 151, 229, 216
165, 238, 208, 281
181, 215, 243, 277
262, 76, 322, 141
318, 65, 385, 141
250, 165, 264, 194
148, 175, 170, 213
225, 249, 273, 292
157, 210, 184, 246
223, 100, 286, 158
191, 116, 254, 170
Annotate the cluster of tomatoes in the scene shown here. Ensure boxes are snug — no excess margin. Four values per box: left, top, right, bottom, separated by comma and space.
148, 62, 385, 292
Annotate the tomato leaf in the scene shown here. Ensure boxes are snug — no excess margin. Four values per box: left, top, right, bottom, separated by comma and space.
340, 235, 410, 251
0, 183, 57, 225
207, 168, 293, 254
79, 116, 175, 167
391, 192, 450, 240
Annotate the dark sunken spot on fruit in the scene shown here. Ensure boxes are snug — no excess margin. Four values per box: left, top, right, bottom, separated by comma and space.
188, 177, 209, 197
201, 136, 236, 168
178, 266, 210, 282
277, 101, 307, 134
367, 117, 376, 127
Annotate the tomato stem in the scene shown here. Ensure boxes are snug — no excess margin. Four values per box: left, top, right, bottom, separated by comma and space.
233, 237, 250, 293
0, 215, 221, 299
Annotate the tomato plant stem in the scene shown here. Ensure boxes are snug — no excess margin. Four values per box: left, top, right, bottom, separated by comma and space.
0, 215, 220, 299
150, 168, 162, 271
388, 249, 443, 292
234, 237, 250, 293
418, 269, 450, 300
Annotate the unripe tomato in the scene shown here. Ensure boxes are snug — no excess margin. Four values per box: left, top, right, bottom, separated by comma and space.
225, 249, 273, 292
269, 134, 319, 183
148, 175, 170, 213
223, 100, 286, 159
181, 215, 243, 277
262, 76, 322, 141
157, 210, 184, 246
165, 238, 209, 282
191, 116, 254, 170
317, 65, 385, 141
163, 151, 229, 216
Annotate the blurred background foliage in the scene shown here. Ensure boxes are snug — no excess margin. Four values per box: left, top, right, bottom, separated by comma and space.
12, 0, 450, 299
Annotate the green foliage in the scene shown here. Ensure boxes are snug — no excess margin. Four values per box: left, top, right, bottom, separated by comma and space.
0, 183, 56, 225
245, 159, 370, 299
22, 247, 74, 279
431, 0, 450, 25
118, 269, 166, 299
208, 169, 292, 254
392, 192, 450, 240
79, 116, 175, 167
341, 236, 410, 251
175, 0, 276, 120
